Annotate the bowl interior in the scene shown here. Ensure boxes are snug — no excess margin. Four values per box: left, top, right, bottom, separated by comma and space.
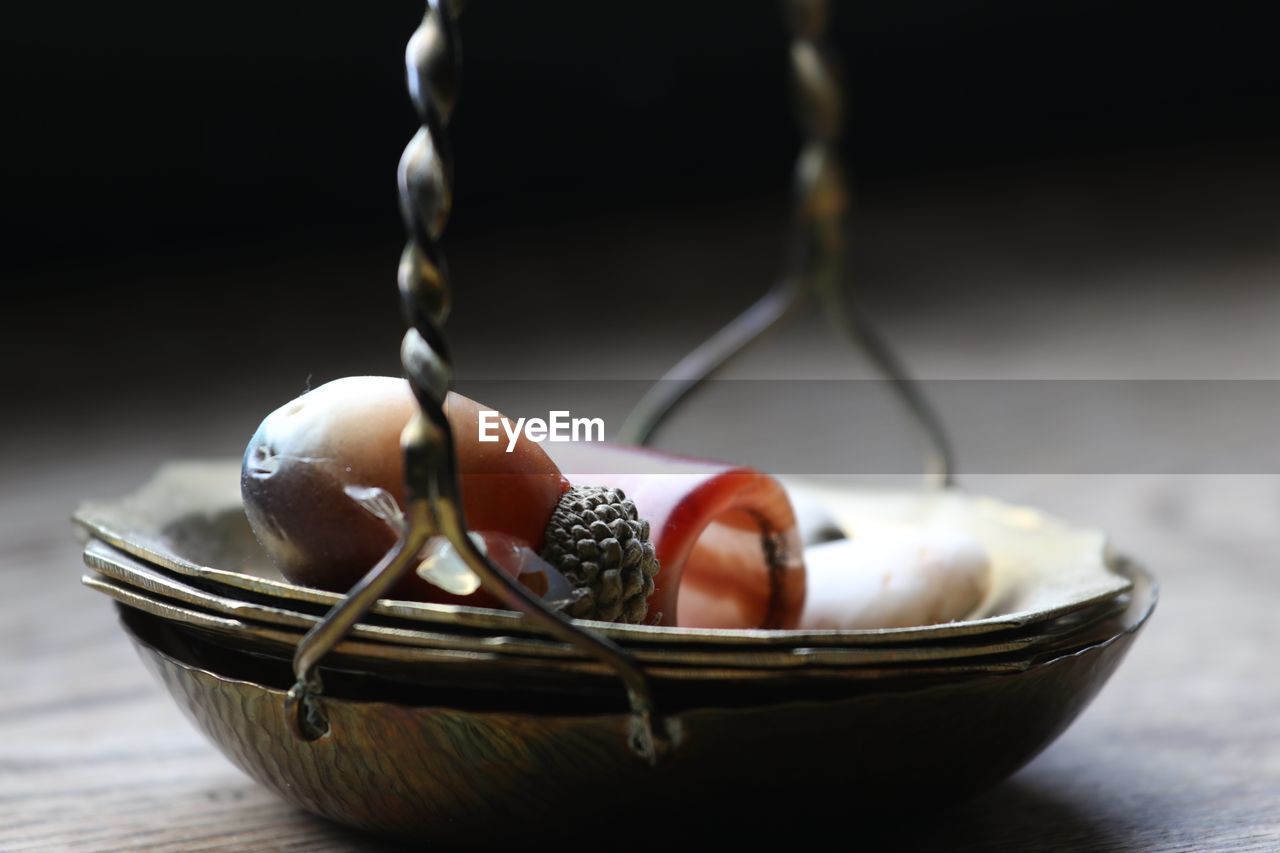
75, 460, 1131, 645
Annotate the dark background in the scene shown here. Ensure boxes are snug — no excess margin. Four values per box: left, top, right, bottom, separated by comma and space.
8, 0, 1280, 264
5, 8, 1280, 846
3, 1, 1278, 432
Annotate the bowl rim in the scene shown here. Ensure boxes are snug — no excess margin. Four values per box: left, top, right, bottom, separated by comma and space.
83, 535, 1136, 666
113, 557, 1157, 715
74, 460, 1135, 647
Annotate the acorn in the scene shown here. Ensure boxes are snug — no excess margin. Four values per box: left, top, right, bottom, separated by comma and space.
539, 485, 661, 624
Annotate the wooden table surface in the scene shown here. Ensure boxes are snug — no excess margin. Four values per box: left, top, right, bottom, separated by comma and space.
3, 185, 1279, 850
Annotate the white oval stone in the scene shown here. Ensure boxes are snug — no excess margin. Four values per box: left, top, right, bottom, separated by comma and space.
798, 526, 992, 630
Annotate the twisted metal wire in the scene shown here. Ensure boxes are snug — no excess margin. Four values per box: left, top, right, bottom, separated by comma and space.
618, 0, 955, 488
288, 1, 667, 764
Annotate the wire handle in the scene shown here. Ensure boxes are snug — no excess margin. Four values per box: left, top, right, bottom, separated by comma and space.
618, 0, 955, 488
286, 0, 669, 765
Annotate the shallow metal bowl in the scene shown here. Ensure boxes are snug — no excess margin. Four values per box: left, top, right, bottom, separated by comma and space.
119, 561, 1155, 843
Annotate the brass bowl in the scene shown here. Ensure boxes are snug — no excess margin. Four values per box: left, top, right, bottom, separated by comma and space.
119, 561, 1156, 843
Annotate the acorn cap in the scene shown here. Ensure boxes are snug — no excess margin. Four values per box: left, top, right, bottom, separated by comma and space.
539, 485, 661, 624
